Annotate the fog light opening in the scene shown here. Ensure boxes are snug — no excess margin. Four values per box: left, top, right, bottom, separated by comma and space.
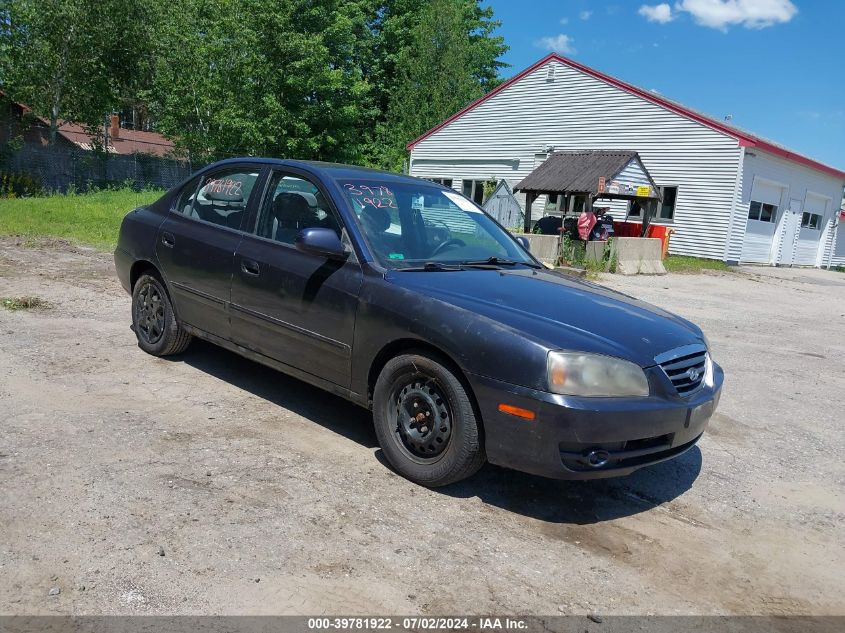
583, 449, 611, 468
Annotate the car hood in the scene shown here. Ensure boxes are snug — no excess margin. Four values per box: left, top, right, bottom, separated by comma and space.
385, 267, 704, 367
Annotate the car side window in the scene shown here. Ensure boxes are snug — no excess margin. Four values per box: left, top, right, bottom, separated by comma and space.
254, 171, 342, 244
173, 176, 201, 215
180, 168, 260, 231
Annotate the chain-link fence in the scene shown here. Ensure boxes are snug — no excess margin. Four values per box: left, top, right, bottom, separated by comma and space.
0, 142, 195, 193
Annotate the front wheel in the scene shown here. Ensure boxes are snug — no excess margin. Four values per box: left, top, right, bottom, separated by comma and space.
372, 353, 485, 487
132, 273, 191, 356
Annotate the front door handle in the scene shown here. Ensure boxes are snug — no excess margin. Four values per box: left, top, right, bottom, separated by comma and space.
161, 231, 175, 248
241, 259, 260, 276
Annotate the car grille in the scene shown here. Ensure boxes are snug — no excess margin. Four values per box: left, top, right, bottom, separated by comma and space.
657, 346, 708, 396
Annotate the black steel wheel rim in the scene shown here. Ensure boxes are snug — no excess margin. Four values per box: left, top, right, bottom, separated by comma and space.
135, 281, 165, 345
392, 376, 452, 462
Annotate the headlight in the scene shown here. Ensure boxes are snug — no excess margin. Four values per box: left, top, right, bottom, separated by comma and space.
703, 352, 715, 388
547, 351, 650, 397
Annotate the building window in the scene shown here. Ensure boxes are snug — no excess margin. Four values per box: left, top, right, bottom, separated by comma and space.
626, 186, 678, 221
658, 186, 677, 220
801, 212, 822, 230
748, 200, 777, 223
462, 179, 496, 205
570, 194, 588, 215
427, 178, 453, 188
544, 193, 564, 214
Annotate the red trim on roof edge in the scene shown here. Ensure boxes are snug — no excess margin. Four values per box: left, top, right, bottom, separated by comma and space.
407, 53, 845, 181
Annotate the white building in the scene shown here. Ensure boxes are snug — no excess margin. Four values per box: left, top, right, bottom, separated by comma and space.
407, 53, 845, 267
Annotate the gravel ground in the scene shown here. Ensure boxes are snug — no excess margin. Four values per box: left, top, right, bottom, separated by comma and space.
0, 237, 843, 616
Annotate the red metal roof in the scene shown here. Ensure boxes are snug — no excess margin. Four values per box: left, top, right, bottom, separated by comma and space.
56, 121, 175, 158
406, 53, 845, 181
1, 90, 175, 157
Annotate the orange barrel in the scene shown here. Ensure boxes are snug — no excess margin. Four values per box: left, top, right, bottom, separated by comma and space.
646, 225, 673, 259
648, 224, 669, 258
664, 228, 675, 258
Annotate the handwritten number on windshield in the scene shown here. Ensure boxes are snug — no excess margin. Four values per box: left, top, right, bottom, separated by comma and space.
344, 183, 397, 208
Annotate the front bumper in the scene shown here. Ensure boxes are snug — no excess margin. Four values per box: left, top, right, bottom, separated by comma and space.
467, 363, 724, 480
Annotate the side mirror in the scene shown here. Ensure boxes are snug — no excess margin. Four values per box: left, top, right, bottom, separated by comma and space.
515, 235, 531, 251
295, 227, 349, 260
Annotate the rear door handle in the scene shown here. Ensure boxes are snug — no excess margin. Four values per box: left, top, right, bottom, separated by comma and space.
161, 231, 175, 248
241, 259, 260, 276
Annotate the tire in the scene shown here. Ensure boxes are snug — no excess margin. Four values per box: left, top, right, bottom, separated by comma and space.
373, 352, 485, 487
131, 272, 192, 356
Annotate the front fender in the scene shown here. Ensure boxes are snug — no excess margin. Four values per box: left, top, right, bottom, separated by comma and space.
350, 273, 550, 398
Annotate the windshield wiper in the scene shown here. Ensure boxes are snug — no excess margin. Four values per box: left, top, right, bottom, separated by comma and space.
460, 256, 543, 269
398, 262, 464, 272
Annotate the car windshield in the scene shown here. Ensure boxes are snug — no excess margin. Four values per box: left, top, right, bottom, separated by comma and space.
337, 179, 536, 270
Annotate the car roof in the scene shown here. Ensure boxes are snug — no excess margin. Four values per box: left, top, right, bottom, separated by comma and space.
206, 157, 436, 187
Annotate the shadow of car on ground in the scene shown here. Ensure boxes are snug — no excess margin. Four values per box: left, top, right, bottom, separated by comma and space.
168, 340, 701, 526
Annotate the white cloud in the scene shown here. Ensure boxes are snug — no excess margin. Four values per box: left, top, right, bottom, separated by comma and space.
674, 0, 798, 30
535, 34, 576, 55
639, 3, 675, 23
559, 17, 569, 25
579, 10, 593, 20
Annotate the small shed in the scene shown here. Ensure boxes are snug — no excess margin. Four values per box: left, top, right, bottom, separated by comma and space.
482, 180, 524, 228
514, 150, 661, 232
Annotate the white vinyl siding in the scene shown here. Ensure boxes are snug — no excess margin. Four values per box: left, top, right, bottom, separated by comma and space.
410, 59, 743, 259
829, 219, 845, 267
611, 160, 653, 192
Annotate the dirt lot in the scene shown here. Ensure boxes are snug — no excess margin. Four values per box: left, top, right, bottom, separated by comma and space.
0, 237, 843, 616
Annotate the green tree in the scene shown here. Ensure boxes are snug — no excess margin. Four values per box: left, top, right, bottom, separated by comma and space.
1, 0, 508, 165
146, 0, 506, 166
0, 0, 153, 144
148, 0, 376, 163
374, 0, 507, 170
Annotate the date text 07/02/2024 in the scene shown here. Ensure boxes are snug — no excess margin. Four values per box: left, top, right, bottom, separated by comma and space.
307, 617, 529, 630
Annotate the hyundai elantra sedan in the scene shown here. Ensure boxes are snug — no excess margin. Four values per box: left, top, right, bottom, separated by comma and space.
115, 158, 723, 487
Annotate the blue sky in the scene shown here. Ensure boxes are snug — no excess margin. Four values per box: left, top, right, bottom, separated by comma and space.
484, 0, 845, 169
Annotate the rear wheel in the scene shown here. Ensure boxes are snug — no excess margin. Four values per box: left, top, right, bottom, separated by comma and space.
373, 352, 484, 487
132, 273, 191, 356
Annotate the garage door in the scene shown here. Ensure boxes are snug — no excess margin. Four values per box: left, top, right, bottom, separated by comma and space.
792, 193, 829, 266
741, 180, 784, 264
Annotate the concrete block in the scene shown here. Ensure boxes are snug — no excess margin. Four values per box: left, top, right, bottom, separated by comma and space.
554, 265, 586, 278
512, 233, 560, 264
615, 237, 666, 275
585, 240, 616, 272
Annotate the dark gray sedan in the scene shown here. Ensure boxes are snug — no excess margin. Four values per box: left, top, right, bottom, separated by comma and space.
115, 158, 723, 487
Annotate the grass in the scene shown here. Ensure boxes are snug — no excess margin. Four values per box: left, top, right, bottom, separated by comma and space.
0, 188, 163, 251
1, 295, 51, 311
663, 255, 733, 274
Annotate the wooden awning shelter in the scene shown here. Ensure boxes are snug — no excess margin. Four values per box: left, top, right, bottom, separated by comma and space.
514, 150, 661, 232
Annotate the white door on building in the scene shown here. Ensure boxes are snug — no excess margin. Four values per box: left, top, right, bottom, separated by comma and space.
741, 179, 785, 264
793, 193, 829, 266
776, 199, 801, 265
